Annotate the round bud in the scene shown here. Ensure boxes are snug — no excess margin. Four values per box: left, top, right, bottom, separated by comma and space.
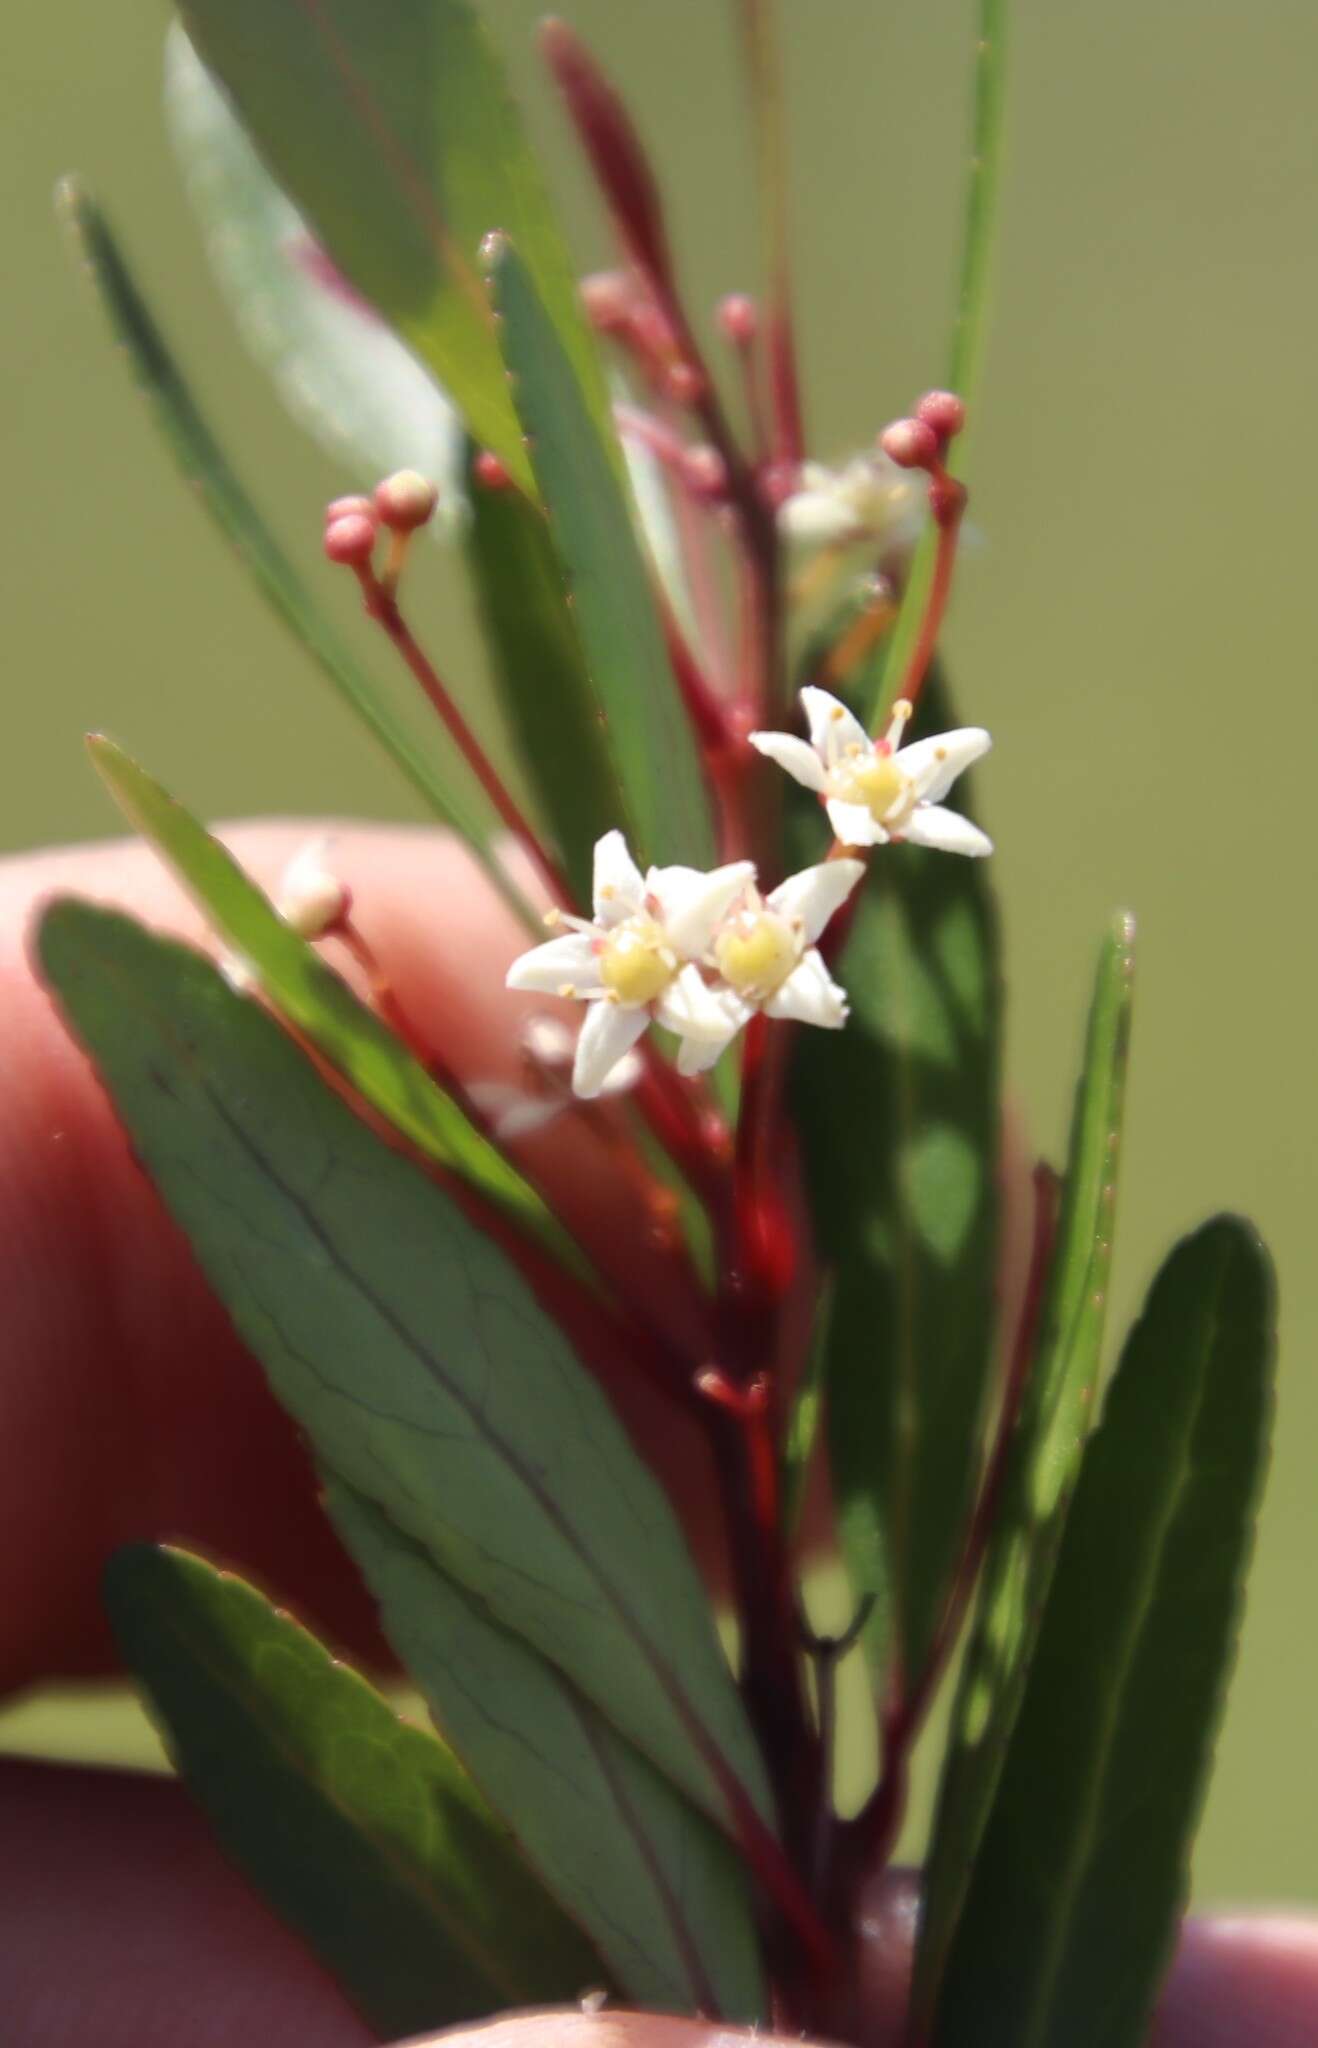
878, 416, 940, 471
717, 293, 758, 346
682, 444, 728, 501
473, 450, 512, 492
580, 270, 634, 333
323, 512, 378, 567
915, 389, 966, 441
325, 494, 376, 528
665, 359, 704, 405
374, 469, 439, 532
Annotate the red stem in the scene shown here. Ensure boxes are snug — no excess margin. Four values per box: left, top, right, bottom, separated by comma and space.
894, 468, 967, 719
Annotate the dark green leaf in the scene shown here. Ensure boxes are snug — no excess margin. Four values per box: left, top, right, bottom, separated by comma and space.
463, 448, 625, 908
487, 238, 715, 873
329, 1483, 765, 2019
914, 910, 1136, 2026
795, 673, 1001, 1685
931, 1216, 1274, 2048
164, 27, 466, 521
105, 1544, 604, 2034
89, 738, 579, 1275
177, 0, 608, 493
57, 181, 531, 918
39, 901, 771, 1842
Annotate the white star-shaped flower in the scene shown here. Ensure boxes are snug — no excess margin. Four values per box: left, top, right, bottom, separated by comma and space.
749, 687, 993, 856
681, 860, 866, 1071
505, 831, 754, 1097
778, 454, 924, 556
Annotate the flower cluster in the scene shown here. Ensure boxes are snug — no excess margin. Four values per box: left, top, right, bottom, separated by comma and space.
508, 687, 991, 1097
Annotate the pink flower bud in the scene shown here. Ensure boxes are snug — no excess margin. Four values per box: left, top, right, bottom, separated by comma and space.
915, 389, 967, 441
374, 470, 439, 533
473, 450, 512, 492
682, 444, 728, 501
717, 293, 758, 346
323, 513, 378, 567
878, 417, 940, 471
665, 360, 704, 405
581, 270, 635, 332
324, 494, 376, 528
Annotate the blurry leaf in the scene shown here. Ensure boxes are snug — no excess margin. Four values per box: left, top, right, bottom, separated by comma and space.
59, 181, 532, 923
88, 738, 578, 1275
794, 673, 1000, 1684
487, 238, 715, 872
780, 1279, 832, 1542
164, 27, 465, 528
870, 0, 1008, 727
329, 1483, 766, 2019
914, 911, 1136, 2027
463, 451, 624, 907
105, 1544, 604, 2034
177, 0, 608, 494
39, 901, 772, 1843
930, 1215, 1275, 2048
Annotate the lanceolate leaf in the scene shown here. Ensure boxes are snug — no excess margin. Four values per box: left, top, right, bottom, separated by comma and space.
59, 181, 532, 922
329, 1483, 765, 2020
463, 451, 625, 908
164, 26, 465, 525
914, 911, 1136, 2026
104, 1544, 604, 2035
487, 239, 715, 873
931, 1216, 1275, 2048
39, 902, 772, 1843
176, 0, 608, 494
794, 672, 1000, 1686
88, 738, 579, 1275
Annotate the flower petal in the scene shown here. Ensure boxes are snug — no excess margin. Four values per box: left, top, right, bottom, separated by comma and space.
801, 685, 869, 765
592, 829, 647, 926
648, 860, 755, 958
598, 1046, 645, 1097
676, 1004, 747, 1075
505, 932, 598, 995
467, 1083, 563, 1141
747, 730, 827, 793
898, 727, 992, 804
778, 489, 861, 548
825, 798, 886, 848
903, 805, 994, 857
654, 962, 739, 1043
572, 1000, 650, 1098
764, 949, 849, 1028
767, 858, 866, 945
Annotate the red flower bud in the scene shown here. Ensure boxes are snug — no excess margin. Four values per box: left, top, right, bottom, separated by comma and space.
879, 417, 940, 470
373, 470, 439, 533
717, 293, 758, 346
915, 389, 967, 441
323, 513, 378, 567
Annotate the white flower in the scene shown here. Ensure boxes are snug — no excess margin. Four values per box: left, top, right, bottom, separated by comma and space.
749, 687, 993, 856
682, 860, 866, 1071
467, 1015, 642, 1140
276, 837, 350, 938
779, 454, 924, 556
505, 831, 754, 1097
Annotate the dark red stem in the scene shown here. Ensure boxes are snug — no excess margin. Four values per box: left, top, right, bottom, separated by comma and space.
894, 468, 967, 718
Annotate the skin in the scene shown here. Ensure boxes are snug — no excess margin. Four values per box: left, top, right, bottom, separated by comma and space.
1, 823, 1314, 2047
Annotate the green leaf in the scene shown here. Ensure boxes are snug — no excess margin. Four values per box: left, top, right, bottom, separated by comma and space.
463, 447, 625, 908
105, 1544, 604, 2034
38, 901, 772, 1844
487, 238, 715, 873
164, 26, 466, 524
176, 0, 607, 495
930, 1216, 1275, 2048
794, 673, 1001, 1684
914, 910, 1136, 2027
329, 1483, 766, 2019
869, 0, 1009, 727
88, 737, 577, 1275
58, 180, 532, 924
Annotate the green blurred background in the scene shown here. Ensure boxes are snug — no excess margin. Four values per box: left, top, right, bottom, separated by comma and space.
3, 0, 1315, 1907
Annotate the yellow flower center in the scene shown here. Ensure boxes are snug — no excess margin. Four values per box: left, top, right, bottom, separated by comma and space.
598, 919, 675, 1006
714, 912, 800, 998
843, 750, 909, 825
